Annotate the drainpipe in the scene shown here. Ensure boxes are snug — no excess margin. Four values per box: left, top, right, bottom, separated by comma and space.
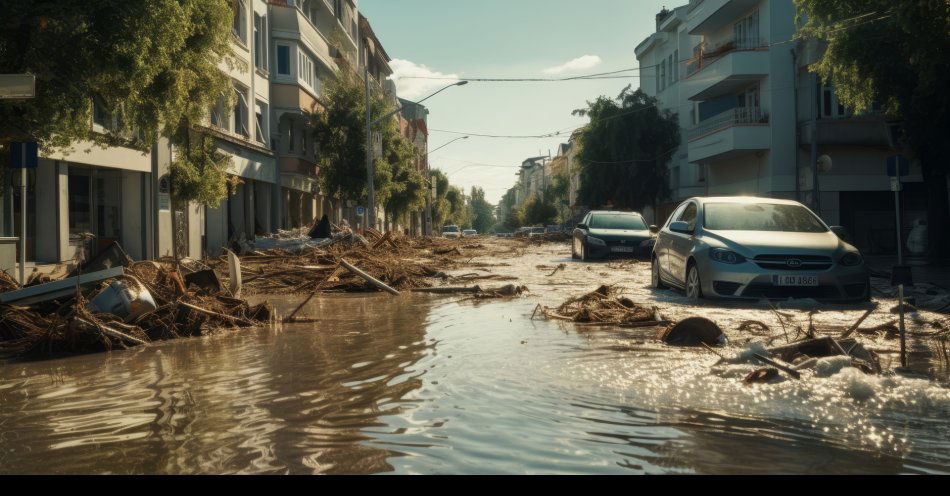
792, 48, 800, 203
810, 73, 820, 215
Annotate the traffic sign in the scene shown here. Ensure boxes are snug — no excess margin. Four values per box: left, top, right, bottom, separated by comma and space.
9, 142, 38, 169
886, 155, 909, 177
356, 206, 366, 216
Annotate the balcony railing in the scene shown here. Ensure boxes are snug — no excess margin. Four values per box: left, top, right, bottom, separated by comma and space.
686, 37, 765, 77
688, 107, 768, 141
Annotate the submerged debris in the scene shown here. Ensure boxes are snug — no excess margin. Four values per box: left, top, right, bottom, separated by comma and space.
538, 285, 667, 327
661, 317, 726, 347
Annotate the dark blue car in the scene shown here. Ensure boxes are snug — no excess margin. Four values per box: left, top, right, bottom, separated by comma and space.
571, 211, 657, 261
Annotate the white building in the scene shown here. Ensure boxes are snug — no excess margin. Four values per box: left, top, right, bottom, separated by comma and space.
636, 0, 916, 255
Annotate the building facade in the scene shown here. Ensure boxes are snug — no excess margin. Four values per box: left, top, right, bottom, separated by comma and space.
636, 0, 916, 255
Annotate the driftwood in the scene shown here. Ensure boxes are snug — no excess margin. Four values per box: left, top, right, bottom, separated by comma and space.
340, 259, 400, 296
751, 352, 802, 380
840, 306, 877, 339
75, 317, 149, 347
179, 301, 254, 326
411, 286, 482, 294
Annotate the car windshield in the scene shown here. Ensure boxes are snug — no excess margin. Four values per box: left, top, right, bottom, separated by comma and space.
443, 226, 459, 233
589, 214, 646, 230
704, 203, 828, 232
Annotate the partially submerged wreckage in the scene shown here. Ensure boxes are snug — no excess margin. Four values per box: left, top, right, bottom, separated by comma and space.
532, 285, 945, 383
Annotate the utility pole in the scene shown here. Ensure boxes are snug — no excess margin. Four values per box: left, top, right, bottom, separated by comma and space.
364, 63, 375, 230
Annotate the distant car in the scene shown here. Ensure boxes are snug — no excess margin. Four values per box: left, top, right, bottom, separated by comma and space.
463, 229, 477, 237
545, 225, 562, 234
651, 196, 870, 302
572, 211, 656, 261
527, 227, 546, 238
442, 225, 461, 238
514, 227, 532, 238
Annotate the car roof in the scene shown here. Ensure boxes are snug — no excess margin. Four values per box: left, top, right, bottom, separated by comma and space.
587, 210, 643, 216
687, 196, 805, 207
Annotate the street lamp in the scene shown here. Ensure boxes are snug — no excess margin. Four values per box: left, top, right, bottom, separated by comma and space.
427, 135, 469, 157
365, 70, 467, 230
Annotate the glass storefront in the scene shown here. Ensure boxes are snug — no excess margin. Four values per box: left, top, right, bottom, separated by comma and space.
68, 167, 123, 259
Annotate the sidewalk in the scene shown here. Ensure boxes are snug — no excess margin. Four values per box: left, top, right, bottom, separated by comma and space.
864, 255, 950, 289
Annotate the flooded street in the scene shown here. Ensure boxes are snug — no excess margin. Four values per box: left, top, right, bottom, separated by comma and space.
2, 241, 950, 474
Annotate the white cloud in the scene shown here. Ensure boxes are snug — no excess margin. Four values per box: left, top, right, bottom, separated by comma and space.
389, 59, 461, 100
542, 55, 602, 75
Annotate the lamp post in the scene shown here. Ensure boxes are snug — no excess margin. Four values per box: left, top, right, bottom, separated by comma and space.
364, 70, 467, 230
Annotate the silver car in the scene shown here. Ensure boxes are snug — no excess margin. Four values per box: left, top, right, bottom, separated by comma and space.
651, 197, 870, 301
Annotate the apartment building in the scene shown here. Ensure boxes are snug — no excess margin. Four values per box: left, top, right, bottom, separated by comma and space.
399, 98, 430, 235
193, 0, 280, 257
268, 0, 358, 231
636, 0, 915, 255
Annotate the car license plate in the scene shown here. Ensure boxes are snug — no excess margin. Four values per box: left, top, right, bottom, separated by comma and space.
772, 275, 819, 287
611, 246, 635, 253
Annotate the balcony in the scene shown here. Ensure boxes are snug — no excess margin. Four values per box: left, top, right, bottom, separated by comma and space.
271, 81, 323, 116
799, 116, 892, 147
270, 2, 338, 70
688, 107, 770, 162
687, 0, 761, 35
684, 40, 768, 100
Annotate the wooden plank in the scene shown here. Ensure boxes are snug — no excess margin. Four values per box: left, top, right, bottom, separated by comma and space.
339, 259, 400, 296
0, 267, 125, 305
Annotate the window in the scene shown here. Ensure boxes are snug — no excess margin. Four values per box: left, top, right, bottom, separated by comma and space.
704, 203, 828, 233
697, 164, 707, 183
673, 49, 679, 82
287, 120, 295, 153
660, 59, 666, 90
233, 87, 249, 138
818, 81, 850, 119
276, 45, 291, 75
334, 0, 344, 22
210, 92, 228, 130
255, 101, 267, 144
668, 54, 674, 84
93, 97, 111, 128
734, 11, 760, 48
676, 202, 698, 232
254, 14, 267, 71
298, 50, 316, 91
231, 1, 247, 44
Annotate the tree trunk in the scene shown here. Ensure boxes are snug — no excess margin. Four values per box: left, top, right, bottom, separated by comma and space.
923, 167, 950, 258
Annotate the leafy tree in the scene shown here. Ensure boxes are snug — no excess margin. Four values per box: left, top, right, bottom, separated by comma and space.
549, 171, 571, 224
469, 186, 495, 233
795, 0, 950, 255
311, 66, 399, 208
523, 194, 558, 226
445, 186, 469, 227
0, 1, 236, 205
572, 86, 679, 213
429, 168, 452, 228
383, 134, 427, 227
495, 187, 523, 231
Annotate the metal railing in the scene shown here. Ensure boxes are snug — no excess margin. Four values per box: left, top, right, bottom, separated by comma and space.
685, 37, 765, 77
687, 107, 768, 141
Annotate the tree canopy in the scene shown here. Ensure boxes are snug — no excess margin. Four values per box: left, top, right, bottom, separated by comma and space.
0, 0, 233, 152
572, 87, 679, 212
468, 186, 495, 233
796, 0, 950, 254
311, 67, 413, 210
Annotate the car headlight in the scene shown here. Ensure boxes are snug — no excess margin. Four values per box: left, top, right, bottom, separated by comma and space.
709, 248, 746, 264
587, 236, 606, 246
840, 252, 864, 266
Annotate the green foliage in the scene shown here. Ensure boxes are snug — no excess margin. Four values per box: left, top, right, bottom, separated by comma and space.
549, 171, 571, 223
469, 186, 495, 233
495, 187, 524, 231
169, 130, 234, 208
523, 194, 558, 226
572, 86, 679, 211
796, 0, 950, 254
0, 0, 234, 153
311, 67, 400, 207
384, 134, 427, 222
444, 186, 469, 227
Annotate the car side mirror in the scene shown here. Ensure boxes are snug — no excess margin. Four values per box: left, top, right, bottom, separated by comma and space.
670, 221, 691, 234
576, 224, 588, 230
649, 225, 659, 234
830, 225, 852, 242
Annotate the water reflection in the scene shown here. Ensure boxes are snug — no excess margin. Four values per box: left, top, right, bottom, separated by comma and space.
0, 294, 433, 474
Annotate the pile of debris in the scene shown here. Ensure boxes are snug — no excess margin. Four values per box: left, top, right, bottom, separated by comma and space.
535, 285, 669, 328
0, 244, 271, 359
207, 228, 511, 296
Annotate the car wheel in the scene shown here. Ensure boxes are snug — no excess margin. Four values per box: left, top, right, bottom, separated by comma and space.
651, 256, 667, 289
686, 262, 703, 300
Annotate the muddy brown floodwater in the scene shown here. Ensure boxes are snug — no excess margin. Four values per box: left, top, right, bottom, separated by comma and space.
1, 241, 949, 474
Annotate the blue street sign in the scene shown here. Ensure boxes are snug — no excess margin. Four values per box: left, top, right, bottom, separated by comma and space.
356, 206, 366, 216
886, 155, 909, 177
9, 142, 38, 169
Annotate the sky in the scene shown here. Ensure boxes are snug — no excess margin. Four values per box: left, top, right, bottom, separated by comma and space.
358, 0, 673, 204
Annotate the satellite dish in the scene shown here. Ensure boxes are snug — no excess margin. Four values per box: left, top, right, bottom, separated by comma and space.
817, 155, 833, 173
